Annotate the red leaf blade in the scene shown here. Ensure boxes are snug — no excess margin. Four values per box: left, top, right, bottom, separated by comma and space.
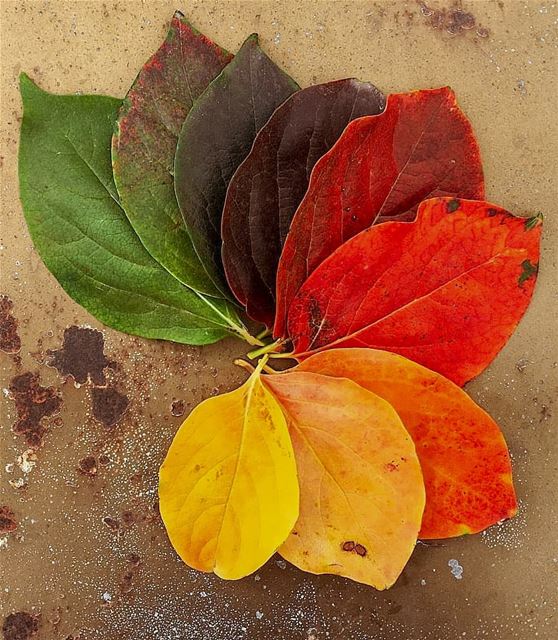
289, 198, 541, 385
275, 87, 484, 337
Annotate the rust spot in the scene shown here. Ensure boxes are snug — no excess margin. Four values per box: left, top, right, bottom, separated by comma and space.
2, 612, 39, 640
9, 372, 62, 448
102, 516, 120, 532
171, 399, 186, 417
121, 510, 137, 527
91, 387, 129, 428
342, 541, 355, 552
487, 207, 499, 217
47, 326, 114, 386
78, 456, 97, 477
119, 553, 142, 595
386, 461, 399, 472
0, 296, 21, 354
354, 544, 367, 557
417, 1, 488, 38
0, 506, 17, 533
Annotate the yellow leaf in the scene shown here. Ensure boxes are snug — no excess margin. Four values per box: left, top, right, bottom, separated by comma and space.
263, 371, 425, 589
159, 363, 299, 579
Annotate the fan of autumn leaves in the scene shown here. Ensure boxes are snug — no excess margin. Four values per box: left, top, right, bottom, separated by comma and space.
18, 14, 542, 589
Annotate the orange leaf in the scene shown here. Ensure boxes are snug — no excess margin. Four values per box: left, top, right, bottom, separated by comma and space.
263, 371, 425, 588
296, 348, 518, 538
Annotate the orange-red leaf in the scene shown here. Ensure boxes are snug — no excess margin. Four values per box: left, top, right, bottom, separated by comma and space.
274, 87, 484, 336
263, 371, 425, 588
287, 198, 542, 386
296, 348, 518, 539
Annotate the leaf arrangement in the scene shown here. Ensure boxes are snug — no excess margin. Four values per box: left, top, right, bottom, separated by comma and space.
18, 12, 542, 590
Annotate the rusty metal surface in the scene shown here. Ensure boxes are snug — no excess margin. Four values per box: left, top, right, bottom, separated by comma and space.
1, 1, 557, 639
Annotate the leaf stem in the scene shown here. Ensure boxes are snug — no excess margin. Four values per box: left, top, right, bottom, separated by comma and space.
262, 363, 279, 375
268, 350, 296, 359
193, 291, 264, 347
247, 338, 284, 360
234, 358, 256, 374
234, 355, 270, 375
256, 327, 272, 340
235, 325, 265, 347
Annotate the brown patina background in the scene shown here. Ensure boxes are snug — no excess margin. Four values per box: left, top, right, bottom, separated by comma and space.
1, 1, 557, 639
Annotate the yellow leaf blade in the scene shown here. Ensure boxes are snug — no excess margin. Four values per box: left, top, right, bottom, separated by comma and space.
159, 367, 299, 580
263, 371, 425, 589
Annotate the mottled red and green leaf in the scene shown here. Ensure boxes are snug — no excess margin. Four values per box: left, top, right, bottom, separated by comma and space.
112, 12, 232, 295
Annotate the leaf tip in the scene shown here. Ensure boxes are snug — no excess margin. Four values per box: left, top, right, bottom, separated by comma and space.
242, 33, 260, 49
524, 211, 544, 230
19, 71, 35, 94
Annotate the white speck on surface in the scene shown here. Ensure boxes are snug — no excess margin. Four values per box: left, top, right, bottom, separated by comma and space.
8, 477, 26, 489
0, 536, 8, 550
255, 610, 264, 619
448, 558, 464, 580
17, 449, 37, 474
102, 592, 112, 602
273, 32, 281, 45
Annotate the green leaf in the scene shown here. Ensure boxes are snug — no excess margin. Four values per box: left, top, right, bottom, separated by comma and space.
18, 74, 251, 346
112, 13, 232, 297
174, 34, 299, 294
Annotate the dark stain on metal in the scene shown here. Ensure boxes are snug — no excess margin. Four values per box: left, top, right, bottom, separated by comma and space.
171, 399, 186, 417
0, 296, 21, 354
91, 386, 130, 428
9, 372, 62, 448
2, 612, 39, 640
47, 325, 114, 386
102, 516, 120, 532
417, 1, 489, 38
121, 510, 137, 527
119, 553, 142, 595
0, 505, 17, 533
78, 455, 98, 477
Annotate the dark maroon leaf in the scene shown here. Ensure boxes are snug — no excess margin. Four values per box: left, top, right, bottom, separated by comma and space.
174, 34, 299, 296
221, 79, 385, 327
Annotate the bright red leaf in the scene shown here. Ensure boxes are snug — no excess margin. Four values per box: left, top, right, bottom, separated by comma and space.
288, 198, 542, 386
274, 87, 484, 337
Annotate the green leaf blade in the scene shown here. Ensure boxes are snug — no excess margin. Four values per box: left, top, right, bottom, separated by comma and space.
18, 74, 246, 346
112, 13, 233, 297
